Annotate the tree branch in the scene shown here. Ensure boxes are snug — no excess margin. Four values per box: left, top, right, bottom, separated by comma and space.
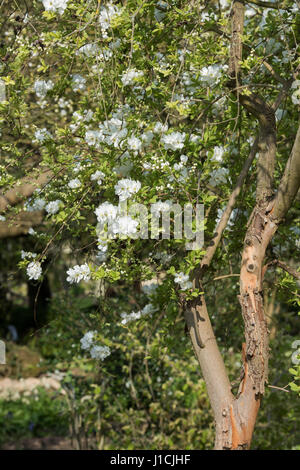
0, 167, 52, 213
271, 121, 300, 222
246, 0, 280, 8
200, 137, 258, 271
264, 259, 300, 281
0, 210, 44, 238
228, 1, 277, 204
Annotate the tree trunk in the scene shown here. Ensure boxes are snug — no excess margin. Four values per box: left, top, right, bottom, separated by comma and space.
215, 205, 277, 449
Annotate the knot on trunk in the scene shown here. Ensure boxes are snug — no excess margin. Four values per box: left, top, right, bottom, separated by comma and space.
246, 263, 256, 273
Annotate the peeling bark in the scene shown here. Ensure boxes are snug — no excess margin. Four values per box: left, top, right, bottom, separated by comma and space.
184, 1, 300, 450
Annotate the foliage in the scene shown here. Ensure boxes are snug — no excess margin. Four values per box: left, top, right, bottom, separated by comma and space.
0, 0, 299, 450
0, 388, 68, 446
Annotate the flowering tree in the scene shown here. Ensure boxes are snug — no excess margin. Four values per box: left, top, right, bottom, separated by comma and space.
0, 0, 299, 449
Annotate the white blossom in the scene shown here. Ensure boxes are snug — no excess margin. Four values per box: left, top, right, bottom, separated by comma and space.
80, 331, 96, 350
154, 1, 168, 22
292, 90, 300, 106
121, 303, 155, 325
95, 251, 107, 263
153, 122, 168, 133
199, 64, 226, 85
141, 131, 154, 145
80, 331, 111, 360
114, 178, 141, 201
71, 74, 86, 92
95, 202, 118, 224
91, 170, 105, 185
121, 69, 144, 86
76, 43, 99, 57
174, 272, 189, 284
112, 215, 138, 236
153, 251, 173, 264
97, 239, 108, 252
180, 154, 188, 164
34, 79, 54, 98
34, 128, 52, 142
127, 135, 142, 153
120, 310, 141, 325
45, 200, 61, 215
90, 345, 111, 360
27, 261, 42, 280
85, 129, 105, 148
209, 168, 229, 186
141, 303, 158, 315
151, 200, 172, 217
68, 178, 81, 189
174, 272, 192, 290
212, 146, 225, 162
25, 197, 46, 212
66, 263, 91, 284
99, 2, 122, 38
41, 0, 69, 15
21, 251, 37, 259
180, 280, 193, 290
291, 81, 300, 105
96, 238, 108, 262
161, 131, 186, 151
142, 281, 158, 296
219, 0, 230, 8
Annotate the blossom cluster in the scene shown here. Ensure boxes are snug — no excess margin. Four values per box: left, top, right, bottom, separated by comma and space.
34, 128, 52, 142
174, 272, 192, 291
27, 261, 42, 281
96, 238, 108, 263
99, 2, 122, 38
161, 131, 186, 151
45, 200, 62, 215
209, 168, 229, 187
85, 115, 128, 149
25, 196, 46, 212
21, 251, 37, 259
120, 303, 157, 325
291, 80, 300, 106
151, 200, 172, 217
121, 69, 144, 86
80, 331, 111, 361
66, 263, 91, 284
41, 0, 69, 15
71, 74, 86, 92
68, 178, 81, 189
199, 64, 227, 85
114, 178, 141, 201
95, 202, 139, 237
94, 177, 142, 238
34, 79, 54, 99
90, 170, 105, 185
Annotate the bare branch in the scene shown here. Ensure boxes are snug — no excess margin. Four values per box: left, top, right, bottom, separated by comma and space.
229, 1, 245, 83
200, 137, 258, 270
264, 259, 300, 281
246, 0, 280, 8
228, 2, 277, 203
